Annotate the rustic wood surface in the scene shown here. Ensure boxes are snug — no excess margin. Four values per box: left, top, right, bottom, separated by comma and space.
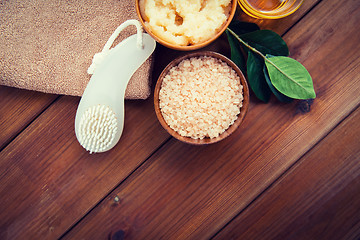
0, 0, 359, 239
214, 106, 360, 240
0, 87, 58, 149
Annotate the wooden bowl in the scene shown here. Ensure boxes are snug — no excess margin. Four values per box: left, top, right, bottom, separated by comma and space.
135, 0, 237, 51
154, 51, 250, 145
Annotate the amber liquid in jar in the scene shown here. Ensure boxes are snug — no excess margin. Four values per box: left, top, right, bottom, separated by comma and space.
247, 0, 286, 12
238, 0, 302, 19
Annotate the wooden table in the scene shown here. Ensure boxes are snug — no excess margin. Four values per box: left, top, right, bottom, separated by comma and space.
1, 0, 359, 239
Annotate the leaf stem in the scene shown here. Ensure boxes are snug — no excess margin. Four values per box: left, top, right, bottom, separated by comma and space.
227, 28, 266, 59
227, 28, 297, 87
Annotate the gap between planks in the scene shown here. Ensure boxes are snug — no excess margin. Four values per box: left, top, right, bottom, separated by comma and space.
58, 136, 172, 239
0, 95, 61, 152
210, 103, 360, 239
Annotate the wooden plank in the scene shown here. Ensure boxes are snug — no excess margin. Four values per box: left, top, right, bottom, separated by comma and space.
63, 0, 360, 239
214, 106, 360, 240
0, 94, 169, 239
0, 86, 57, 149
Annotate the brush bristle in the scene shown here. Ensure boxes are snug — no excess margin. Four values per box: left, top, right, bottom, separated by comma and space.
78, 105, 118, 153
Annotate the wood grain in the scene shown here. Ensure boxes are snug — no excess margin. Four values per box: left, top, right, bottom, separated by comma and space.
0, 95, 169, 239
62, 0, 360, 238
0, 86, 57, 149
214, 106, 360, 240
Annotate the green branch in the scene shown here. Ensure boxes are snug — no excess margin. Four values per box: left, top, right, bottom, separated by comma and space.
227, 28, 294, 82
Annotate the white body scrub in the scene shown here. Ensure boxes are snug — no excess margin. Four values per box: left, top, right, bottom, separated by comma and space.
159, 56, 243, 139
140, 0, 232, 46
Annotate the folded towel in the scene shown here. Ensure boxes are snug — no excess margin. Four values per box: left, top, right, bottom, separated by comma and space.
0, 0, 153, 99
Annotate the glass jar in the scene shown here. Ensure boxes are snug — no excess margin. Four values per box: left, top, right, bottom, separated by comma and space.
238, 0, 303, 19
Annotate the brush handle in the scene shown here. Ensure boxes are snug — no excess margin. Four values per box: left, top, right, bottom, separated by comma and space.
75, 33, 155, 153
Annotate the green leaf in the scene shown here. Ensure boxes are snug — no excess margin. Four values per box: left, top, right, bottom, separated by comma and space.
263, 66, 293, 103
265, 55, 316, 99
226, 30, 247, 73
228, 20, 260, 35
240, 30, 289, 56
247, 50, 271, 102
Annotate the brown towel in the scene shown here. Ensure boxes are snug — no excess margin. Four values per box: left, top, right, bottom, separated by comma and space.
0, 0, 153, 99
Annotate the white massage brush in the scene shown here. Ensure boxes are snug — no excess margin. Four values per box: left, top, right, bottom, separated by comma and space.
75, 20, 156, 153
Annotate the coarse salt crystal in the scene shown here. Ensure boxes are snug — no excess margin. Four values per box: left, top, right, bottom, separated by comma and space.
159, 56, 243, 139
